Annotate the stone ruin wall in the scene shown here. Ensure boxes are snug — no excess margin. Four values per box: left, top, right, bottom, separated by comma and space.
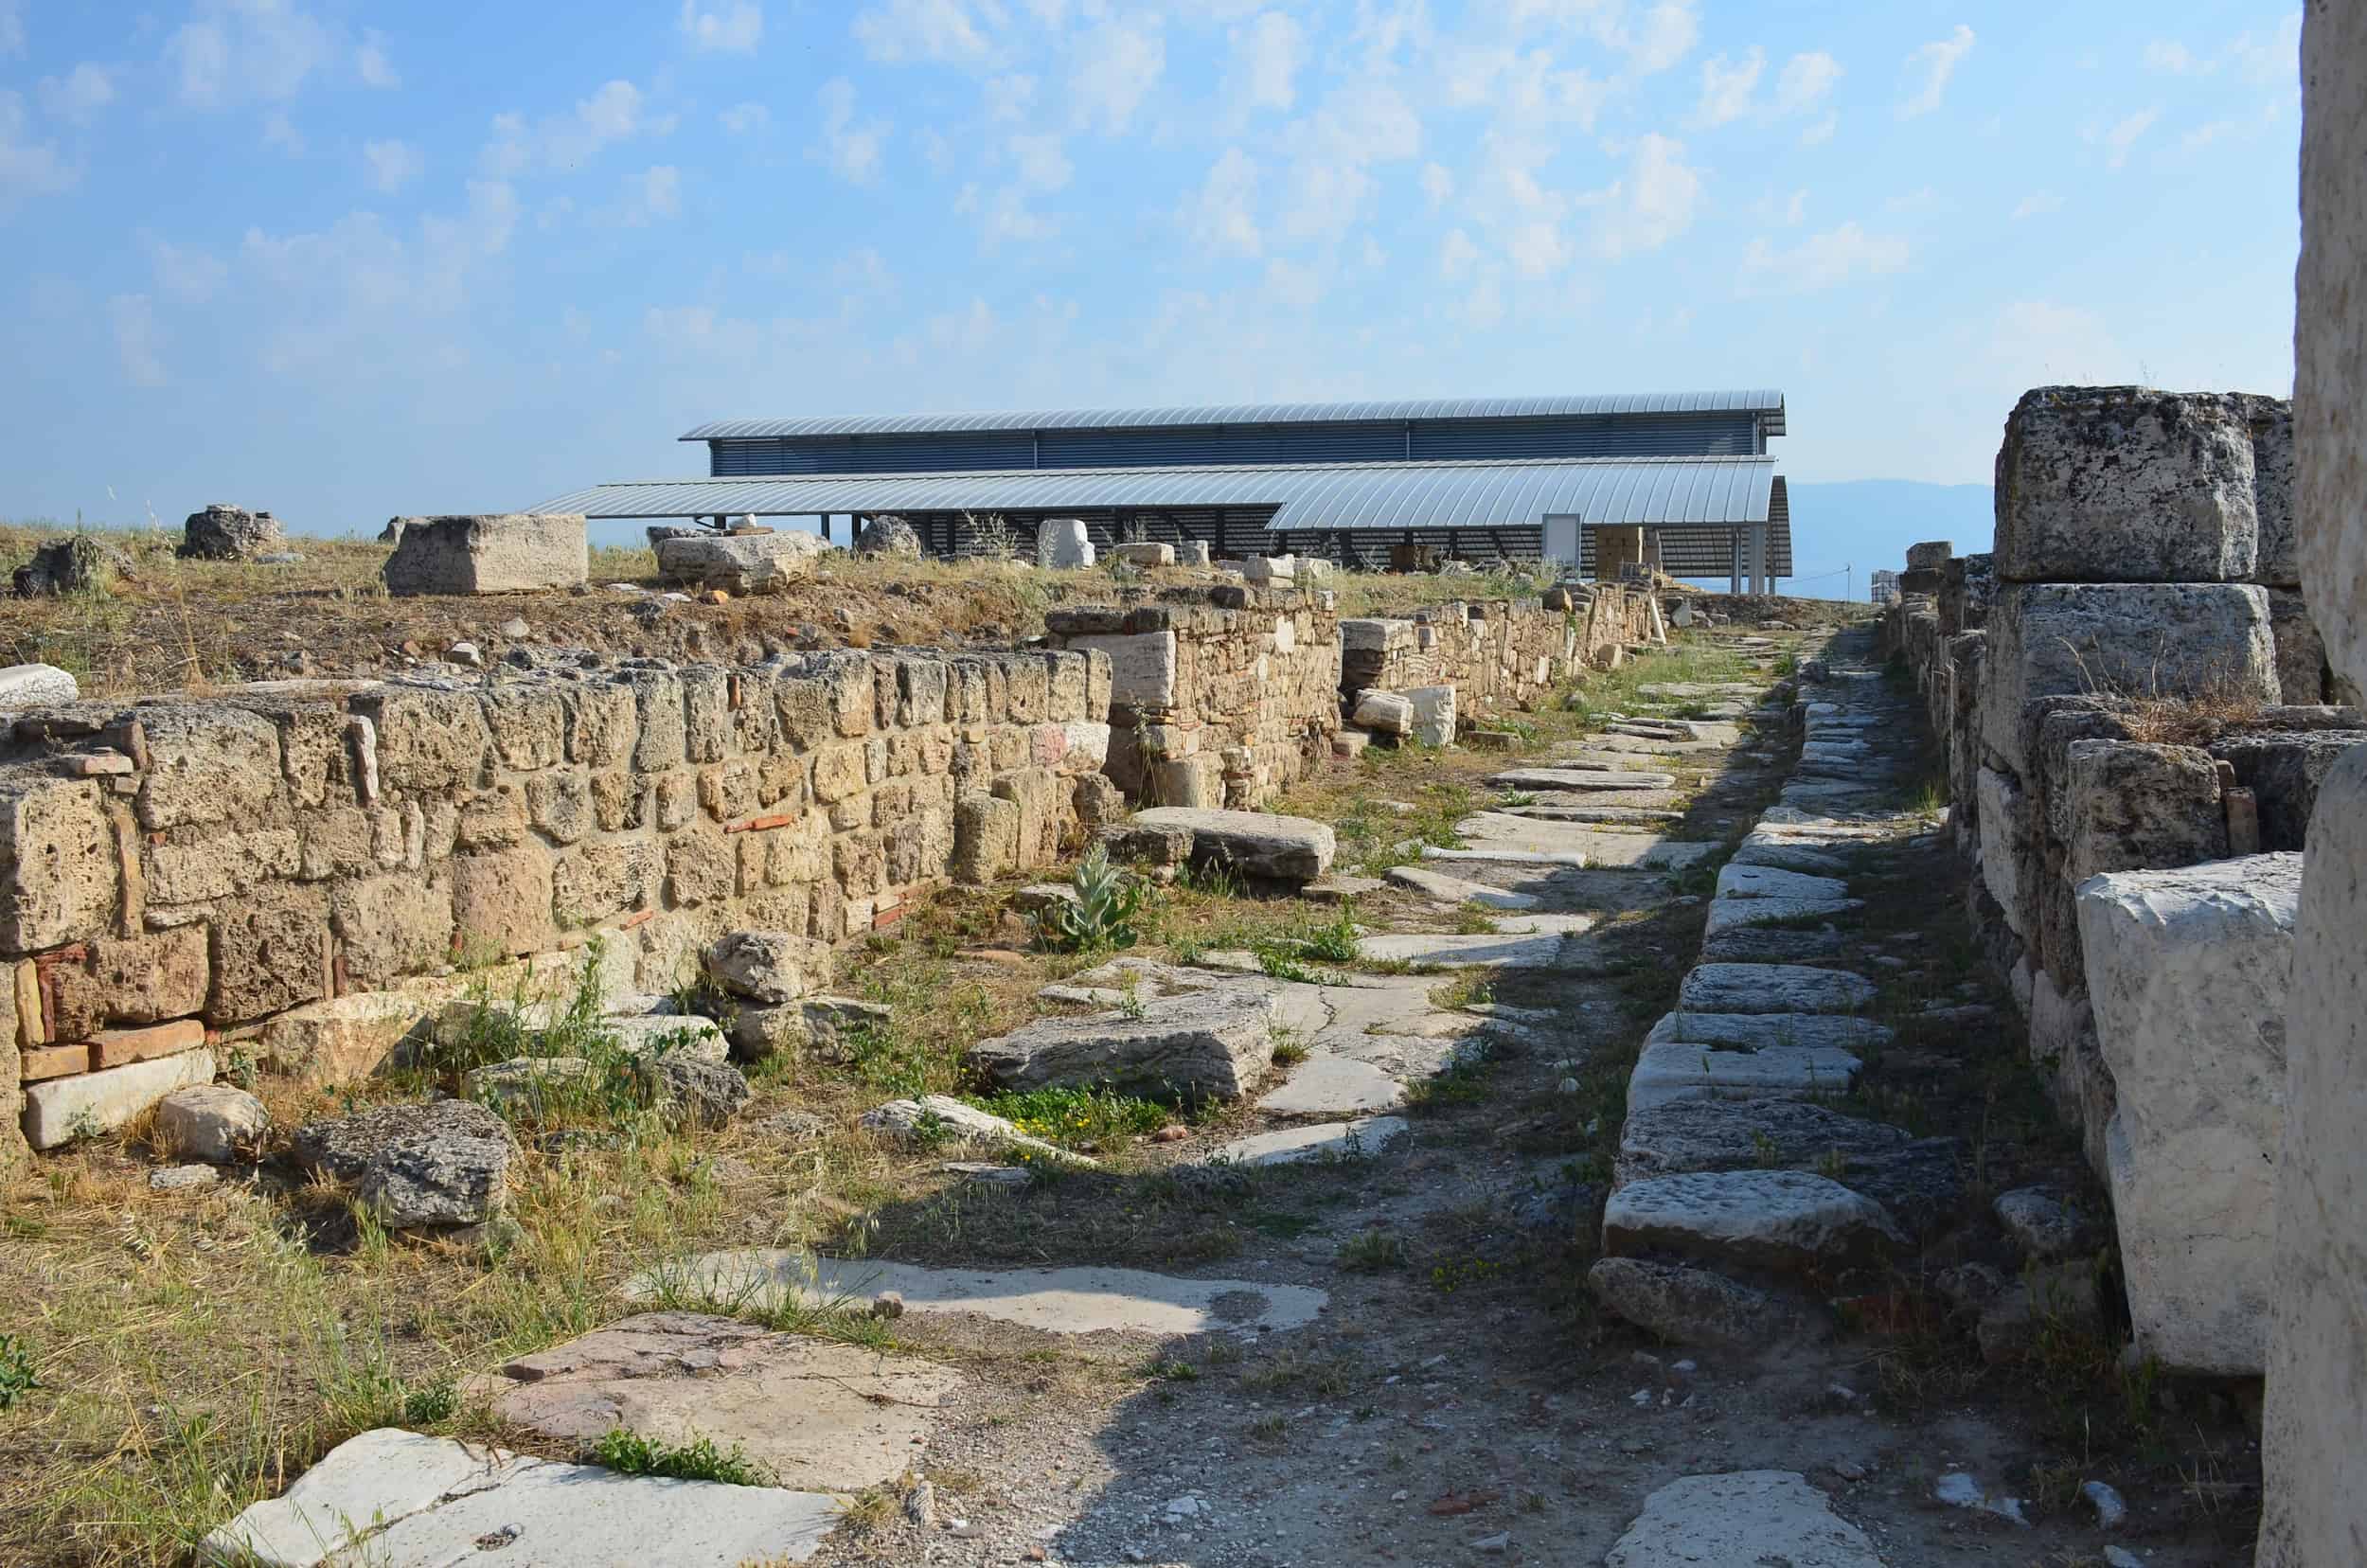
2, 579, 1664, 1173
1339, 584, 1658, 720
0, 647, 1118, 1165
1879, 385, 2367, 1385
1042, 585, 1343, 810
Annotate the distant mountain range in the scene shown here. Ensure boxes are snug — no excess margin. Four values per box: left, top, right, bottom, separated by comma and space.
1665, 479, 1993, 601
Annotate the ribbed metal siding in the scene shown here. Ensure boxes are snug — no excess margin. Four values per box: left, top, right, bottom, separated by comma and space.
1412, 413, 1758, 459
712, 432, 1037, 475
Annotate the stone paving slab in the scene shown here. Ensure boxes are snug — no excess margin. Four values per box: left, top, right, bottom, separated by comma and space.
1386, 864, 1539, 909
474, 1312, 959, 1493
1496, 803, 1685, 825
1209, 1115, 1407, 1167
1627, 1042, 1863, 1112
1716, 863, 1851, 901
1699, 924, 1848, 962
1255, 1052, 1403, 1115
1729, 833, 1856, 875
1603, 1169, 1907, 1272
1676, 963, 1877, 1014
1357, 930, 1593, 968
632, 1254, 1329, 1336
1618, 1098, 1912, 1185
1487, 767, 1681, 792
1703, 896, 1863, 935
202, 1428, 840, 1568
1647, 1009, 1893, 1053
1450, 813, 1721, 869
1605, 1470, 1886, 1568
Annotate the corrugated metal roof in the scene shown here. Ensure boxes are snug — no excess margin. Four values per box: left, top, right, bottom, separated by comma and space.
532, 455, 1780, 531
679, 391, 1787, 442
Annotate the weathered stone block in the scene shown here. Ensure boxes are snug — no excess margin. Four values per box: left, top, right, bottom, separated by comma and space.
665, 832, 735, 908
1979, 582, 2277, 773
2268, 588, 2330, 704
1408, 686, 1456, 747
1993, 386, 2260, 582
2212, 728, 2367, 851
0, 662, 79, 708
1350, 690, 1413, 736
136, 706, 282, 829
2242, 391, 2298, 588
1071, 632, 1177, 710
155, 1083, 269, 1162
1904, 540, 1953, 570
968, 988, 1277, 1102
353, 686, 492, 792
47, 926, 208, 1035
451, 843, 555, 957
1035, 518, 1095, 568
952, 793, 1020, 884
0, 775, 115, 953
332, 873, 454, 987
1127, 806, 1335, 883
209, 885, 329, 1023
22, 1046, 214, 1149
2075, 852, 2300, 1373
383, 513, 588, 595
2063, 739, 2227, 881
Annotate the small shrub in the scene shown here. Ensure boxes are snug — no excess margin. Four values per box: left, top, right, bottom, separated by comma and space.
969, 1085, 1169, 1148
1335, 1230, 1407, 1272
591, 1428, 774, 1488
1032, 845, 1148, 953
1297, 911, 1362, 964
0, 1333, 40, 1411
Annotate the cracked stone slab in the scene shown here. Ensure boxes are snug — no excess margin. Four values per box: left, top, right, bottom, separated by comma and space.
1647, 1010, 1893, 1053
1606, 1470, 1886, 1568
1627, 1042, 1863, 1112
1209, 1115, 1407, 1167
1729, 833, 1856, 876
1450, 813, 1721, 869
1256, 1052, 1404, 1114
474, 1312, 960, 1492
1717, 863, 1851, 901
1487, 767, 1680, 792
200, 1427, 839, 1568
632, 1255, 1327, 1336
1386, 864, 1539, 909
1618, 1098, 1912, 1185
1676, 964, 1877, 1015
1358, 929, 1593, 968
1603, 1169, 1908, 1272
1703, 896, 1863, 935
1495, 803, 1685, 825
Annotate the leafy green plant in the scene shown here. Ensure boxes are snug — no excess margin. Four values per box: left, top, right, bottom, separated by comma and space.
0, 1333, 39, 1412
1031, 845, 1148, 953
1297, 911, 1362, 964
969, 1085, 1169, 1148
1335, 1230, 1408, 1272
591, 1428, 774, 1487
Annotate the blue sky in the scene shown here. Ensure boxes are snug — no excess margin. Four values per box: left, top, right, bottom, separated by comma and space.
0, 0, 2303, 567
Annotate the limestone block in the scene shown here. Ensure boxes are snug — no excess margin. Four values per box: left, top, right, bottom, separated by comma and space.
705, 931, 833, 1005
135, 705, 282, 830
952, 793, 1020, 883
209, 885, 329, 1024
351, 686, 492, 792
1979, 582, 2277, 774
178, 503, 283, 561
1180, 540, 1211, 565
2063, 739, 2227, 882
1035, 518, 1095, 568
1585, 1257, 1792, 1346
452, 842, 556, 957
1905, 540, 1953, 569
0, 663, 79, 707
155, 1084, 269, 1163
2075, 852, 2301, 1372
1408, 685, 1456, 747
1602, 1169, 1907, 1273
23, 1047, 213, 1149
2244, 392, 2299, 587
2268, 588, 2330, 704
1992, 386, 2260, 582
1071, 631, 1177, 710
2212, 728, 2367, 851
1606, 1471, 1886, 1568
655, 531, 827, 594
1350, 689, 1414, 736
664, 832, 734, 908
252, 988, 454, 1084
968, 988, 1277, 1102
1110, 541, 1174, 567
47, 926, 209, 1034
383, 513, 588, 594
1127, 806, 1335, 882
1940, 553, 1998, 635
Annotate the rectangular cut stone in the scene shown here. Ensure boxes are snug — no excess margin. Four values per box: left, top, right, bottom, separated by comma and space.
0, 775, 116, 952
2267, 588, 2329, 704
1992, 386, 2260, 582
383, 513, 587, 595
2243, 392, 2299, 588
23, 1047, 214, 1149
1980, 582, 2278, 773
1070, 632, 1177, 709
1627, 1041, 1862, 1112
656, 531, 827, 594
89, 1017, 205, 1069
2064, 739, 2227, 882
2075, 853, 2300, 1374
1127, 806, 1335, 882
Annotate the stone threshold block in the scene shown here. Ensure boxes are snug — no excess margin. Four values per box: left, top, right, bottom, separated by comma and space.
1627, 1041, 1862, 1113
1602, 1168, 1907, 1273
2076, 851, 2301, 1374
1675, 963, 1877, 1015
383, 514, 588, 595
23, 1047, 215, 1149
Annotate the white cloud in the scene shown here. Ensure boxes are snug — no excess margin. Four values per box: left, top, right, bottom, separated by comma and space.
39, 63, 117, 124
151, 239, 229, 302
2229, 15, 2300, 87
482, 80, 670, 177
1274, 79, 1422, 242
111, 294, 166, 387
1184, 147, 1261, 257
2012, 190, 2062, 220
1263, 257, 1322, 308
1741, 220, 1909, 292
1695, 46, 1762, 127
1898, 24, 1974, 118
1228, 11, 1304, 112
356, 27, 397, 87
1439, 226, 1480, 280
2183, 118, 2238, 150
0, 91, 76, 208
720, 102, 769, 134
1593, 133, 1701, 258
812, 78, 888, 184
1775, 51, 1842, 113
986, 74, 1037, 122
363, 138, 423, 192
1007, 133, 1071, 191
617, 164, 682, 225
0, 0, 22, 59
955, 182, 1057, 242
680, 1, 762, 53
1506, 219, 1570, 277
1783, 188, 1806, 225
1597, 1, 1700, 76
168, 0, 336, 108
2097, 108, 2158, 169
1070, 17, 1164, 134
1420, 160, 1454, 208
262, 110, 304, 154
2142, 40, 2200, 75
853, 0, 999, 66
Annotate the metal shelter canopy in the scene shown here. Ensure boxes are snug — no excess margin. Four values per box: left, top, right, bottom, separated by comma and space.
533, 454, 1780, 533
680, 390, 1787, 442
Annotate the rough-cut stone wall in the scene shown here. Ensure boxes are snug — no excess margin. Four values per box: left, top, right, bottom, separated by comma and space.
2259, 7, 2367, 1560
1337, 586, 1656, 725
1043, 586, 1341, 810
3, 648, 1112, 1160
1881, 386, 2365, 1383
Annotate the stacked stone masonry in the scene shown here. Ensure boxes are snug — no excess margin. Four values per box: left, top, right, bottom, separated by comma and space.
1879, 383, 2366, 1384
1337, 584, 1656, 745
2, 648, 1112, 1161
